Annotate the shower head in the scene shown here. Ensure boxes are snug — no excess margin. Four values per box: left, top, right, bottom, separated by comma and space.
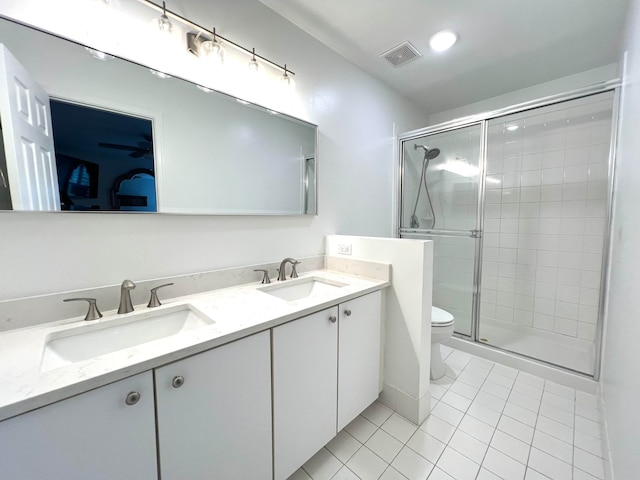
414, 144, 441, 160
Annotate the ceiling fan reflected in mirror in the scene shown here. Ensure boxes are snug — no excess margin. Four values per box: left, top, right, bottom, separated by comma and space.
98, 134, 153, 158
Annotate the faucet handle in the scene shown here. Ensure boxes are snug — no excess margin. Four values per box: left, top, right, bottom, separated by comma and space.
147, 283, 174, 308
290, 261, 301, 279
63, 298, 103, 321
253, 269, 271, 284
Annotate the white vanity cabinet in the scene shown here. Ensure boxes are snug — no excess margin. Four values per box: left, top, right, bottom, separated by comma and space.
0, 372, 157, 480
273, 291, 382, 480
337, 290, 382, 431
154, 330, 272, 480
273, 305, 339, 480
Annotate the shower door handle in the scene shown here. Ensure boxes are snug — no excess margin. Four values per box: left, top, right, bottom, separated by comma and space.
470, 230, 482, 238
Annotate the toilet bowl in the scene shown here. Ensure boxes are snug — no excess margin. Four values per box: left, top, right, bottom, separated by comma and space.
430, 306, 455, 380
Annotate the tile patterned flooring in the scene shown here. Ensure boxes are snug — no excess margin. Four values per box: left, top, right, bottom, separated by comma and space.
288, 346, 609, 480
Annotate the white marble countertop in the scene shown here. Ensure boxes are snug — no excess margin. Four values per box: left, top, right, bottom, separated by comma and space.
0, 269, 389, 422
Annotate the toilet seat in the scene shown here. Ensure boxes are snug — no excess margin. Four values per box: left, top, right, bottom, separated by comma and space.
432, 306, 454, 327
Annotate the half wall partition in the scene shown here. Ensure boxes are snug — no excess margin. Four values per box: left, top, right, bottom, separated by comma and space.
398, 84, 618, 378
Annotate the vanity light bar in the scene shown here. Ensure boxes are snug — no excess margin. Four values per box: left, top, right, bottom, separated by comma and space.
135, 0, 295, 76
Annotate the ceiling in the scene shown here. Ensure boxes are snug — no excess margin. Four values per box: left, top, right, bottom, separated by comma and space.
259, 0, 630, 114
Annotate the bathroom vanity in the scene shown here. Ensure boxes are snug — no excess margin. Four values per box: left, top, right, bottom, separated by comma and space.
0, 264, 388, 479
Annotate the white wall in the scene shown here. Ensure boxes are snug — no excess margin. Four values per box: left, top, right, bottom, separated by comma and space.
602, 0, 640, 477
326, 235, 433, 425
0, 0, 428, 300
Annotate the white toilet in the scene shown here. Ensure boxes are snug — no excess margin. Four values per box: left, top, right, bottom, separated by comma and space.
430, 306, 455, 380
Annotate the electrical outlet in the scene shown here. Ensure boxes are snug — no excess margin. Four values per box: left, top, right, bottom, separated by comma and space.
337, 244, 352, 255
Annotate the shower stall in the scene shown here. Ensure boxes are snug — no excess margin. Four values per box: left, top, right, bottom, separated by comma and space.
398, 84, 617, 378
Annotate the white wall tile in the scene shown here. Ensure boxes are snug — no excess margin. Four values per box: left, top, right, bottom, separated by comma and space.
486, 158, 504, 175
562, 183, 588, 201
554, 318, 578, 336
539, 202, 563, 217
518, 234, 539, 249
521, 170, 542, 187
556, 285, 580, 303
558, 253, 582, 270
519, 203, 540, 218
579, 288, 600, 307
543, 133, 566, 152
537, 235, 560, 250
503, 157, 523, 173
561, 201, 586, 217
514, 309, 534, 326
564, 146, 590, 165
497, 276, 516, 293
500, 219, 519, 234
535, 297, 556, 316
543, 151, 565, 169
541, 168, 564, 185
516, 280, 536, 296
555, 301, 579, 320
533, 313, 554, 331
564, 165, 590, 183
501, 204, 520, 219
522, 154, 543, 171
560, 218, 585, 235
535, 282, 557, 300
520, 186, 541, 202
557, 268, 581, 287
499, 234, 518, 249
514, 294, 535, 311
577, 322, 597, 341
517, 249, 538, 265
540, 185, 563, 201
537, 250, 559, 268
536, 266, 558, 283
580, 271, 601, 289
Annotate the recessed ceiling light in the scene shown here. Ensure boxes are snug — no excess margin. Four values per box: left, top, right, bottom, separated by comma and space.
429, 30, 458, 52
506, 125, 519, 131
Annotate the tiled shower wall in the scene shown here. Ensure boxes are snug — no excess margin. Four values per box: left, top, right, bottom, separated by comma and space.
479, 92, 613, 342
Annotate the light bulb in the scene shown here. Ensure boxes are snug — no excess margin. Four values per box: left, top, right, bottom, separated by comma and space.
158, 2, 173, 34
280, 65, 295, 90
248, 48, 259, 73
199, 39, 224, 64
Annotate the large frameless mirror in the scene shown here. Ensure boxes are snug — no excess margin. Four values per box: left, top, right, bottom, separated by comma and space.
0, 16, 317, 215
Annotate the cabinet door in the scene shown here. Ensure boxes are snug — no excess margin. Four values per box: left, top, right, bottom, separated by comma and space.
338, 291, 382, 431
273, 306, 338, 480
155, 330, 272, 480
0, 372, 157, 480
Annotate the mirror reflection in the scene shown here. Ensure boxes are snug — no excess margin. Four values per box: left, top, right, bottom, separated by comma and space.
0, 16, 317, 215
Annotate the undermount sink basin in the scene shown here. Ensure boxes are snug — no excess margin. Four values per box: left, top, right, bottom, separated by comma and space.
259, 277, 347, 302
40, 304, 214, 371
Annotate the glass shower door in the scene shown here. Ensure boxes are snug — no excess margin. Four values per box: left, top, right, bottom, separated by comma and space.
479, 92, 614, 375
400, 123, 483, 336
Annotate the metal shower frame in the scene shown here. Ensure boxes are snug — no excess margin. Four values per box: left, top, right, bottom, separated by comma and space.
396, 79, 620, 380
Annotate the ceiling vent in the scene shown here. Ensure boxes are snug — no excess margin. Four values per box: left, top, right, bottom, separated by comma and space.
380, 42, 422, 67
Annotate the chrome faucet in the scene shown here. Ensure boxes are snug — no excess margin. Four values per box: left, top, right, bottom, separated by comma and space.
277, 258, 300, 281
118, 279, 136, 314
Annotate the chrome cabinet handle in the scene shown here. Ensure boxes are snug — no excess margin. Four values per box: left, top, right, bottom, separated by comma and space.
172, 376, 185, 388
329, 315, 337, 323
125, 391, 141, 405
343, 309, 352, 316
